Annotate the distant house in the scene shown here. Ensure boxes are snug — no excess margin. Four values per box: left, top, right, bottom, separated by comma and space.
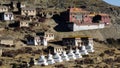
47, 46, 64, 54
68, 8, 111, 31
27, 36, 47, 46
20, 3, 26, 8
10, 1, 18, 11
1, 12, 14, 21
0, 37, 15, 46
10, 1, 26, 12
17, 2, 26, 9
19, 20, 30, 27
21, 7, 36, 16
0, 6, 8, 13
62, 37, 93, 47
36, 32, 54, 41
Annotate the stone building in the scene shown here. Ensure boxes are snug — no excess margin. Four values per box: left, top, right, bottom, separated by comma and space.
19, 20, 30, 27
21, 7, 36, 16
0, 6, 8, 13
62, 37, 93, 47
47, 46, 64, 54
68, 8, 111, 31
36, 32, 54, 41
1, 12, 14, 21
0, 37, 15, 46
27, 36, 47, 46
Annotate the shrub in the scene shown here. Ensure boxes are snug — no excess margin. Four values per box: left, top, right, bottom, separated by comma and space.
104, 50, 114, 56
115, 57, 120, 63
103, 58, 114, 64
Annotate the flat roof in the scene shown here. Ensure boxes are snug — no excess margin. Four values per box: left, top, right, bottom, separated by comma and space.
0, 36, 14, 40
22, 7, 36, 10
0, 6, 8, 8
63, 36, 91, 39
70, 8, 89, 13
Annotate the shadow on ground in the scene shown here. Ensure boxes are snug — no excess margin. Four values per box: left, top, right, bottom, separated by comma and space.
52, 11, 71, 32
49, 41, 63, 46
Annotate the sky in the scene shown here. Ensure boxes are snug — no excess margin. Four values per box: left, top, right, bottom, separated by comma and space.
103, 0, 120, 6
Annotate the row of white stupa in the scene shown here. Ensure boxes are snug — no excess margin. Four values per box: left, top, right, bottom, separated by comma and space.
35, 44, 94, 66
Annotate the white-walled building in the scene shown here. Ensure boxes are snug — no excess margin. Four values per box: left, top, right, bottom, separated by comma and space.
63, 37, 93, 47
68, 23, 105, 31
68, 8, 111, 31
19, 20, 30, 27
37, 32, 54, 41
2, 12, 14, 21
0, 6, 8, 12
27, 36, 47, 46
47, 46, 64, 54
21, 7, 36, 16
34, 36, 47, 46
0, 36, 15, 46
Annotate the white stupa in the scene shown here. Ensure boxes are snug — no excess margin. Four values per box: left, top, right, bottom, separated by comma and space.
47, 53, 55, 64
86, 43, 94, 52
53, 52, 63, 63
68, 48, 76, 60
80, 45, 88, 55
61, 50, 69, 61
37, 55, 48, 66
75, 48, 82, 58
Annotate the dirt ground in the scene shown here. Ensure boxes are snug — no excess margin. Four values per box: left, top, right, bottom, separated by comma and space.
0, 18, 120, 68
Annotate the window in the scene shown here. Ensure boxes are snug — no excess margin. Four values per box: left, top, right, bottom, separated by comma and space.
26, 10, 28, 12
49, 34, 52, 37
6, 14, 8, 17
9, 14, 12, 17
52, 34, 54, 36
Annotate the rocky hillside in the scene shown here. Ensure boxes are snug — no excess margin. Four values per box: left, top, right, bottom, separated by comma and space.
50, 0, 120, 46
1, 0, 120, 46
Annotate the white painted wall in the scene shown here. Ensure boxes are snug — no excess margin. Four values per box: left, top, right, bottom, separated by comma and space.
4, 13, 14, 20
34, 39, 41, 45
0, 7, 8, 12
43, 38, 47, 46
73, 23, 105, 31
21, 4, 26, 8
0, 40, 14, 45
34, 38, 47, 46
